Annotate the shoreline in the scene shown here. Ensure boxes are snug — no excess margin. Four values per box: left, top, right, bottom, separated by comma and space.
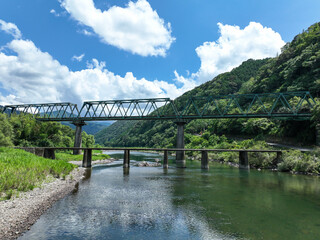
209, 159, 320, 176
0, 167, 86, 240
68, 158, 115, 166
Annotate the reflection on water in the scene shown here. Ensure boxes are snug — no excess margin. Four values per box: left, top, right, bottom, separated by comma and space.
83, 168, 92, 180
20, 152, 320, 240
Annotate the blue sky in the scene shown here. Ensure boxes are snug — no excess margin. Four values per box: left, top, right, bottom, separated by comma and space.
0, 0, 319, 105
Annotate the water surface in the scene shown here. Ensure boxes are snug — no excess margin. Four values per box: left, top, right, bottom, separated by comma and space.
20, 151, 320, 239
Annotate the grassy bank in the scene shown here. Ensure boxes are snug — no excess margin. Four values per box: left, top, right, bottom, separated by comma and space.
0, 147, 76, 200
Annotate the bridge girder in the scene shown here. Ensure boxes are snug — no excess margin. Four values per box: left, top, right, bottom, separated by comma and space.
0, 91, 316, 121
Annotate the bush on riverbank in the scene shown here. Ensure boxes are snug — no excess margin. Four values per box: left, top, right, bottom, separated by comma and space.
0, 147, 76, 200
185, 133, 320, 174
278, 151, 320, 174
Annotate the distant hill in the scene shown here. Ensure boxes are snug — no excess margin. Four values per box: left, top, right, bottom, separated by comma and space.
94, 121, 136, 145
94, 22, 320, 147
63, 121, 113, 135
95, 58, 268, 146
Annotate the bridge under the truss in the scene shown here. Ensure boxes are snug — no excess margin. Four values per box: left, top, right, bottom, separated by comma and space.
1, 91, 317, 166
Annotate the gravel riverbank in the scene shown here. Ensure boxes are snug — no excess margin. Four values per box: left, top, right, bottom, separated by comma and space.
68, 158, 115, 166
0, 167, 86, 240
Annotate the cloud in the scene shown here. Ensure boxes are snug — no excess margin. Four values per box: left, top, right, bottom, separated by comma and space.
0, 40, 193, 105
50, 9, 60, 17
177, 22, 285, 83
60, 0, 175, 57
0, 19, 22, 39
72, 53, 85, 62
80, 29, 94, 36
0, 20, 284, 107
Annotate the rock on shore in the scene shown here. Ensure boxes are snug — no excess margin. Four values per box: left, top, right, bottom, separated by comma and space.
0, 168, 85, 240
68, 158, 115, 166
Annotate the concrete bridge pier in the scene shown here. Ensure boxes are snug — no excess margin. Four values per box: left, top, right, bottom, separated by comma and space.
123, 150, 130, 168
73, 121, 86, 155
201, 150, 209, 169
82, 149, 92, 168
239, 151, 249, 169
175, 121, 187, 168
316, 124, 320, 146
163, 150, 169, 169
44, 148, 55, 159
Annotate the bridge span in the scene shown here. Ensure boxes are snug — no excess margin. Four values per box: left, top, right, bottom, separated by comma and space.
2, 91, 316, 168
16, 146, 283, 170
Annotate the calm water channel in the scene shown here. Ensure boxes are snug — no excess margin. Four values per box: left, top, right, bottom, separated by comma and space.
20, 151, 320, 240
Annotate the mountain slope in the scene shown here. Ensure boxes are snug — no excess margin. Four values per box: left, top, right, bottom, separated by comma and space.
94, 121, 136, 145
95, 22, 320, 147
95, 58, 269, 147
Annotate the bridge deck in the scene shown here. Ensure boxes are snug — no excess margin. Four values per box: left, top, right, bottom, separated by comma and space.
15, 146, 282, 153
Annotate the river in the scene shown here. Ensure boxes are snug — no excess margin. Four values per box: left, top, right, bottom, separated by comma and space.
20, 151, 320, 239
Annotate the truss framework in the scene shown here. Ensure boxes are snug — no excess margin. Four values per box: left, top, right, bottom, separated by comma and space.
1, 103, 79, 121
178, 92, 315, 119
0, 91, 316, 121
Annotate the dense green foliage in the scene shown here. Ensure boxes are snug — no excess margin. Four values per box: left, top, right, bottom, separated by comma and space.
0, 147, 76, 200
0, 113, 95, 148
185, 132, 320, 174
95, 120, 136, 145
252, 23, 320, 95
96, 23, 320, 148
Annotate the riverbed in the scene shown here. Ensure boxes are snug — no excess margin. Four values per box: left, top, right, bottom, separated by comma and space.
19, 151, 320, 239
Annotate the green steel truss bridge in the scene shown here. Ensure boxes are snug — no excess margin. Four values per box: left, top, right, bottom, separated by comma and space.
1, 91, 316, 122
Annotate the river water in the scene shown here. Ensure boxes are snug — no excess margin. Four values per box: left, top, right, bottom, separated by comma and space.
20, 151, 320, 240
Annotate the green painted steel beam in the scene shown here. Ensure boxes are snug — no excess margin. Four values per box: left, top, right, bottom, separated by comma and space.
1, 91, 316, 121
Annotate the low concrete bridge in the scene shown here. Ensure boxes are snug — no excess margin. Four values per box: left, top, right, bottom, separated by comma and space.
3, 91, 316, 168
17, 147, 282, 170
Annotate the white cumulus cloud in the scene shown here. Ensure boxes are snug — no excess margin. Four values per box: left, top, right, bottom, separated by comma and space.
0, 19, 22, 39
177, 22, 285, 83
60, 0, 175, 57
0, 39, 193, 105
0, 20, 193, 105
72, 53, 85, 62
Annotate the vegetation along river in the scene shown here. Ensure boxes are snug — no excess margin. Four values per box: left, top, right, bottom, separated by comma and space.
20, 151, 320, 239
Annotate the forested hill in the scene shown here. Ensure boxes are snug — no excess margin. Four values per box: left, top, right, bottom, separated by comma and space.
95, 22, 320, 147
95, 58, 268, 146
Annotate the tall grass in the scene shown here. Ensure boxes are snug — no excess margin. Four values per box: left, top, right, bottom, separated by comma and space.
0, 147, 76, 200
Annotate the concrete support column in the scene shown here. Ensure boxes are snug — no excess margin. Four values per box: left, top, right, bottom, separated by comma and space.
44, 148, 56, 159
316, 124, 320, 146
82, 149, 92, 168
163, 150, 168, 169
276, 151, 283, 164
175, 121, 187, 168
35, 148, 44, 157
123, 150, 130, 168
73, 121, 86, 155
24, 147, 35, 154
239, 151, 249, 169
201, 151, 209, 169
